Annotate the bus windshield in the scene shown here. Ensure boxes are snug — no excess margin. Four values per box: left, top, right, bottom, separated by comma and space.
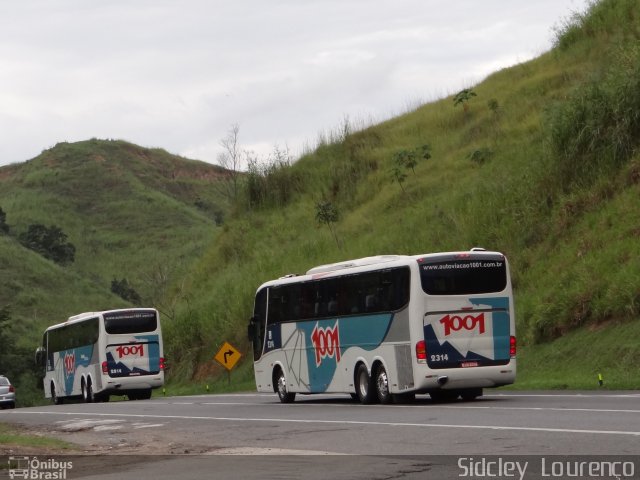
419, 256, 507, 295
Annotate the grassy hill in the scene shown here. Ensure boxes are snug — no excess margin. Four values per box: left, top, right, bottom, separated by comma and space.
1, 0, 638, 401
163, 0, 640, 390
0, 139, 229, 351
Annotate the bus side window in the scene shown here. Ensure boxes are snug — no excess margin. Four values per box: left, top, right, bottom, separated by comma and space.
365, 293, 378, 312
327, 297, 338, 316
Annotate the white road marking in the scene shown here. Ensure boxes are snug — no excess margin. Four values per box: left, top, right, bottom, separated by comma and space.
132, 423, 165, 429
488, 393, 640, 398
210, 447, 348, 455
52, 417, 164, 431
22, 411, 640, 437
198, 401, 640, 414
56, 419, 125, 431
93, 425, 124, 431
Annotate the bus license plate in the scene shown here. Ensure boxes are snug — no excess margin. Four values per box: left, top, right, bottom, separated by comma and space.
461, 361, 479, 368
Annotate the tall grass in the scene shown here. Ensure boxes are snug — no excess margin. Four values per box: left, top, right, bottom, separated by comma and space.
545, 45, 640, 188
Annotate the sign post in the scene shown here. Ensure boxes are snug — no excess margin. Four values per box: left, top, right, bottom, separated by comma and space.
214, 341, 242, 385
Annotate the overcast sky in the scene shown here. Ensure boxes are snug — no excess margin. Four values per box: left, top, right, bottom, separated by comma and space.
0, 0, 589, 168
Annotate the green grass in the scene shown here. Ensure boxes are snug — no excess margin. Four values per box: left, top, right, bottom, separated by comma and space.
160, 356, 256, 397
0, 423, 76, 451
512, 319, 640, 390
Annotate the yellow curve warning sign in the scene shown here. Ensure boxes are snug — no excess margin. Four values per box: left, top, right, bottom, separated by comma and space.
214, 341, 241, 371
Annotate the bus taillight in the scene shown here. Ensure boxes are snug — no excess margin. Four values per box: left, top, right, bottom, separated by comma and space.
416, 340, 427, 363
510, 336, 517, 357
159, 357, 165, 371
101, 361, 108, 374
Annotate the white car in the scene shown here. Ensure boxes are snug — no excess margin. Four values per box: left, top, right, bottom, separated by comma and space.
0, 375, 16, 409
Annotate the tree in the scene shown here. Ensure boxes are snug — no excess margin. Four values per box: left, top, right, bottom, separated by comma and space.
391, 144, 431, 191
488, 98, 500, 115
216, 123, 247, 203
0, 305, 15, 387
315, 200, 341, 249
0, 207, 8, 234
391, 166, 407, 192
393, 149, 417, 175
453, 88, 477, 114
417, 144, 432, 162
111, 278, 141, 304
19, 224, 75, 265
468, 147, 493, 165
0, 306, 38, 400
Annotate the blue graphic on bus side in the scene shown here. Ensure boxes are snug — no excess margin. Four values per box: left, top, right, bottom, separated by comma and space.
297, 314, 393, 393
264, 324, 282, 353
59, 345, 94, 395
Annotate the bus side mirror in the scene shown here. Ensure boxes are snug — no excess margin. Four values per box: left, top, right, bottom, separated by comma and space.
35, 346, 46, 368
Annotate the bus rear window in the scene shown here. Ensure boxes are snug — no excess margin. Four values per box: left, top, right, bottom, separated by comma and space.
104, 310, 157, 334
419, 258, 507, 295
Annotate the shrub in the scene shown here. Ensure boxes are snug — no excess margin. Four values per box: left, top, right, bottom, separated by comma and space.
19, 224, 75, 265
111, 278, 141, 304
0, 207, 9, 234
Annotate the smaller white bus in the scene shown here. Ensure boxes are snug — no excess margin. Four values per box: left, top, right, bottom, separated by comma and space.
36, 308, 165, 404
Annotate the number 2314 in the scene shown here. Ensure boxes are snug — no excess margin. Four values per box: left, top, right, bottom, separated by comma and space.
430, 354, 449, 362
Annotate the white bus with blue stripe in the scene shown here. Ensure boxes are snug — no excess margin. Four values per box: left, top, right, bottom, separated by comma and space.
248, 249, 516, 403
36, 308, 165, 404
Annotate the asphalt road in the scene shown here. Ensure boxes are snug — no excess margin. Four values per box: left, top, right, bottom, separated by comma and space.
1, 391, 640, 479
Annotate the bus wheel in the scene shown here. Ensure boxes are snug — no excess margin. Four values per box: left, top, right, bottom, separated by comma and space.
375, 365, 392, 404
274, 367, 296, 403
51, 383, 63, 405
393, 392, 416, 404
429, 390, 458, 403
95, 394, 109, 403
82, 378, 94, 403
460, 388, 482, 401
355, 364, 376, 404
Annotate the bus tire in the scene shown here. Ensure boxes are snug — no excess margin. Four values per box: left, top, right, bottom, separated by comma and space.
460, 388, 482, 401
274, 367, 296, 403
51, 383, 63, 405
393, 392, 416, 404
82, 377, 94, 403
95, 393, 109, 403
355, 364, 376, 404
429, 390, 458, 403
375, 365, 392, 404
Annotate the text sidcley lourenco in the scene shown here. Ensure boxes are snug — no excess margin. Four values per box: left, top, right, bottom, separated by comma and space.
457, 457, 635, 479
